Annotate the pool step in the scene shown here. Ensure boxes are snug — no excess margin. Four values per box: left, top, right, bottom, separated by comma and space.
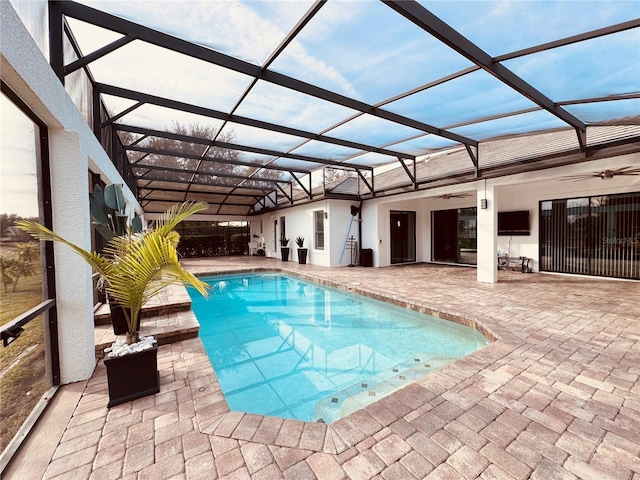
312, 353, 457, 424
94, 299, 192, 326
94, 284, 198, 356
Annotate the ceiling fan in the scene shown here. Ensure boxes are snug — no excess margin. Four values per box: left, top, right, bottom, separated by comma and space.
429, 193, 473, 199
560, 166, 640, 181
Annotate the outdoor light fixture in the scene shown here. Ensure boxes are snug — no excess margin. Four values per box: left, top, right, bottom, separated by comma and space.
481, 199, 488, 209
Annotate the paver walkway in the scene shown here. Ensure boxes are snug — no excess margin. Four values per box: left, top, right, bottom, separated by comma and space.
11, 258, 640, 479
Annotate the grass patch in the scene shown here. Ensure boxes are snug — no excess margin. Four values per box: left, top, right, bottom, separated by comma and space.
0, 265, 48, 453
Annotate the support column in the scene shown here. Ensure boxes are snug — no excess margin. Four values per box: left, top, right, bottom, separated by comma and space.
50, 130, 95, 384
477, 183, 497, 283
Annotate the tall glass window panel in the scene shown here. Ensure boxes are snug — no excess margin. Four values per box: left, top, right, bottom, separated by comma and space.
458, 208, 477, 265
592, 194, 640, 279
0, 92, 51, 453
314, 211, 325, 250
390, 211, 416, 264
539, 193, 639, 280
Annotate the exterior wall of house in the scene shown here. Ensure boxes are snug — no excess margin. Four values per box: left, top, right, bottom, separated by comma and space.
252, 152, 638, 280
366, 153, 639, 282
2, 2, 140, 383
252, 199, 364, 267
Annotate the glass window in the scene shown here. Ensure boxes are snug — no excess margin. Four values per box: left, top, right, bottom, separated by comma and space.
458, 208, 477, 266
314, 210, 325, 250
273, 219, 277, 252
0, 90, 55, 455
539, 192, 640, 279
279, 216, 286, 245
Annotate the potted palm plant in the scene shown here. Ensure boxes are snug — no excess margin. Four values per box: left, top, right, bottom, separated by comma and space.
296, 236, 308, 264
280, 236, 290, 261
90, 183, 143, 335
17, 202, 209, 407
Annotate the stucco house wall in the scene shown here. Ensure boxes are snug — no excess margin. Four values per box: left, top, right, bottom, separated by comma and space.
253, 152, 638, 282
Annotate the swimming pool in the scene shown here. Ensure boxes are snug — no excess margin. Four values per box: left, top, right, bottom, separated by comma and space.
188, 272, 489, 423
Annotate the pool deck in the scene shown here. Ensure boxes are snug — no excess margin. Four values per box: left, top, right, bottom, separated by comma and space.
6, 257, 640, 479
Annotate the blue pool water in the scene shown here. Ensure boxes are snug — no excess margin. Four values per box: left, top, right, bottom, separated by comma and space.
188, 273, 489, 423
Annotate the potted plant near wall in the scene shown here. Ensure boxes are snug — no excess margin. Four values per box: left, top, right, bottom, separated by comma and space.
17, 202, 209, 407
90, 183, 143, 335
296, 236, 308, 264
280, 236, 290, 261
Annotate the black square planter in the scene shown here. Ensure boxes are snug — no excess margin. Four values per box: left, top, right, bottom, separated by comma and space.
104, 344, 159, 407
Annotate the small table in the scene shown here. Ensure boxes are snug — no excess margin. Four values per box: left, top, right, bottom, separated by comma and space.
498, 255, 532, 273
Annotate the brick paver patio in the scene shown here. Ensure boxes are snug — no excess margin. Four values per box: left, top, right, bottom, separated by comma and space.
9, 258, 640, 479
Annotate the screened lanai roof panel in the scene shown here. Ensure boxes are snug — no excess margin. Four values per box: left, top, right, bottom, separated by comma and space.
268, 0, 474, 104
385, 135, 460, 158
327, 114, 425, 150
142, 200, 220, 215
109, 104, 226, 135
450, 110, 568, 141
80, 0, 315, 66
141, 189, 186, 202
565, 99, 640, 124
133, 167, 193, 183
66, 17, 123, 54
385, 69, 539, 130
135, 155, 200, 171
233, 80, 359, 133
342, 151, 402, 168
482, 129, 581, 169
137, 180, 191, 191
217, 122, 309, 154
233, 153, 281, 166
423, 1, 640, 57
503, 29, 640, 104
289, 140, 365, 162
266, 158, 325, 172
587, 124, 640, 148
66, 39, 256, 114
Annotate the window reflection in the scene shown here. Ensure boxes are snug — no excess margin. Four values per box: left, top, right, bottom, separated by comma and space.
0, 92, 49, 453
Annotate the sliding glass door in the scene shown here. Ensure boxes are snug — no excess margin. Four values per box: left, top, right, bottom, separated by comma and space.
390, 211, 415, 264
432, 208, 477, 265
540, 192, 639, 279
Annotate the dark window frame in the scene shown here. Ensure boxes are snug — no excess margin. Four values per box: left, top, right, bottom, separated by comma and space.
0, 81, 60, 470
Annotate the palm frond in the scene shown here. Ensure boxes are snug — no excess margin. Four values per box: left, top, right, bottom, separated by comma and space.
105, 228, 209, 332
17, 202, 210, 340
16, 221, 113, 276
154, 202, 207, 237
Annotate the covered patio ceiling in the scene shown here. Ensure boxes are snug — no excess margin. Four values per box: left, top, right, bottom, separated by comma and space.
51, 1, 640, 216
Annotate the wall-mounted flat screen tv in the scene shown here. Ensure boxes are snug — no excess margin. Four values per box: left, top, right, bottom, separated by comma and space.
498, 210, 530, 236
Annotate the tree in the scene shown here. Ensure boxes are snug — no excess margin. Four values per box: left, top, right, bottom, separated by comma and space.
120, 122, 285, 186
11, 242, 38, 292
0, 254, 17, 293
323, 166, 353, 185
